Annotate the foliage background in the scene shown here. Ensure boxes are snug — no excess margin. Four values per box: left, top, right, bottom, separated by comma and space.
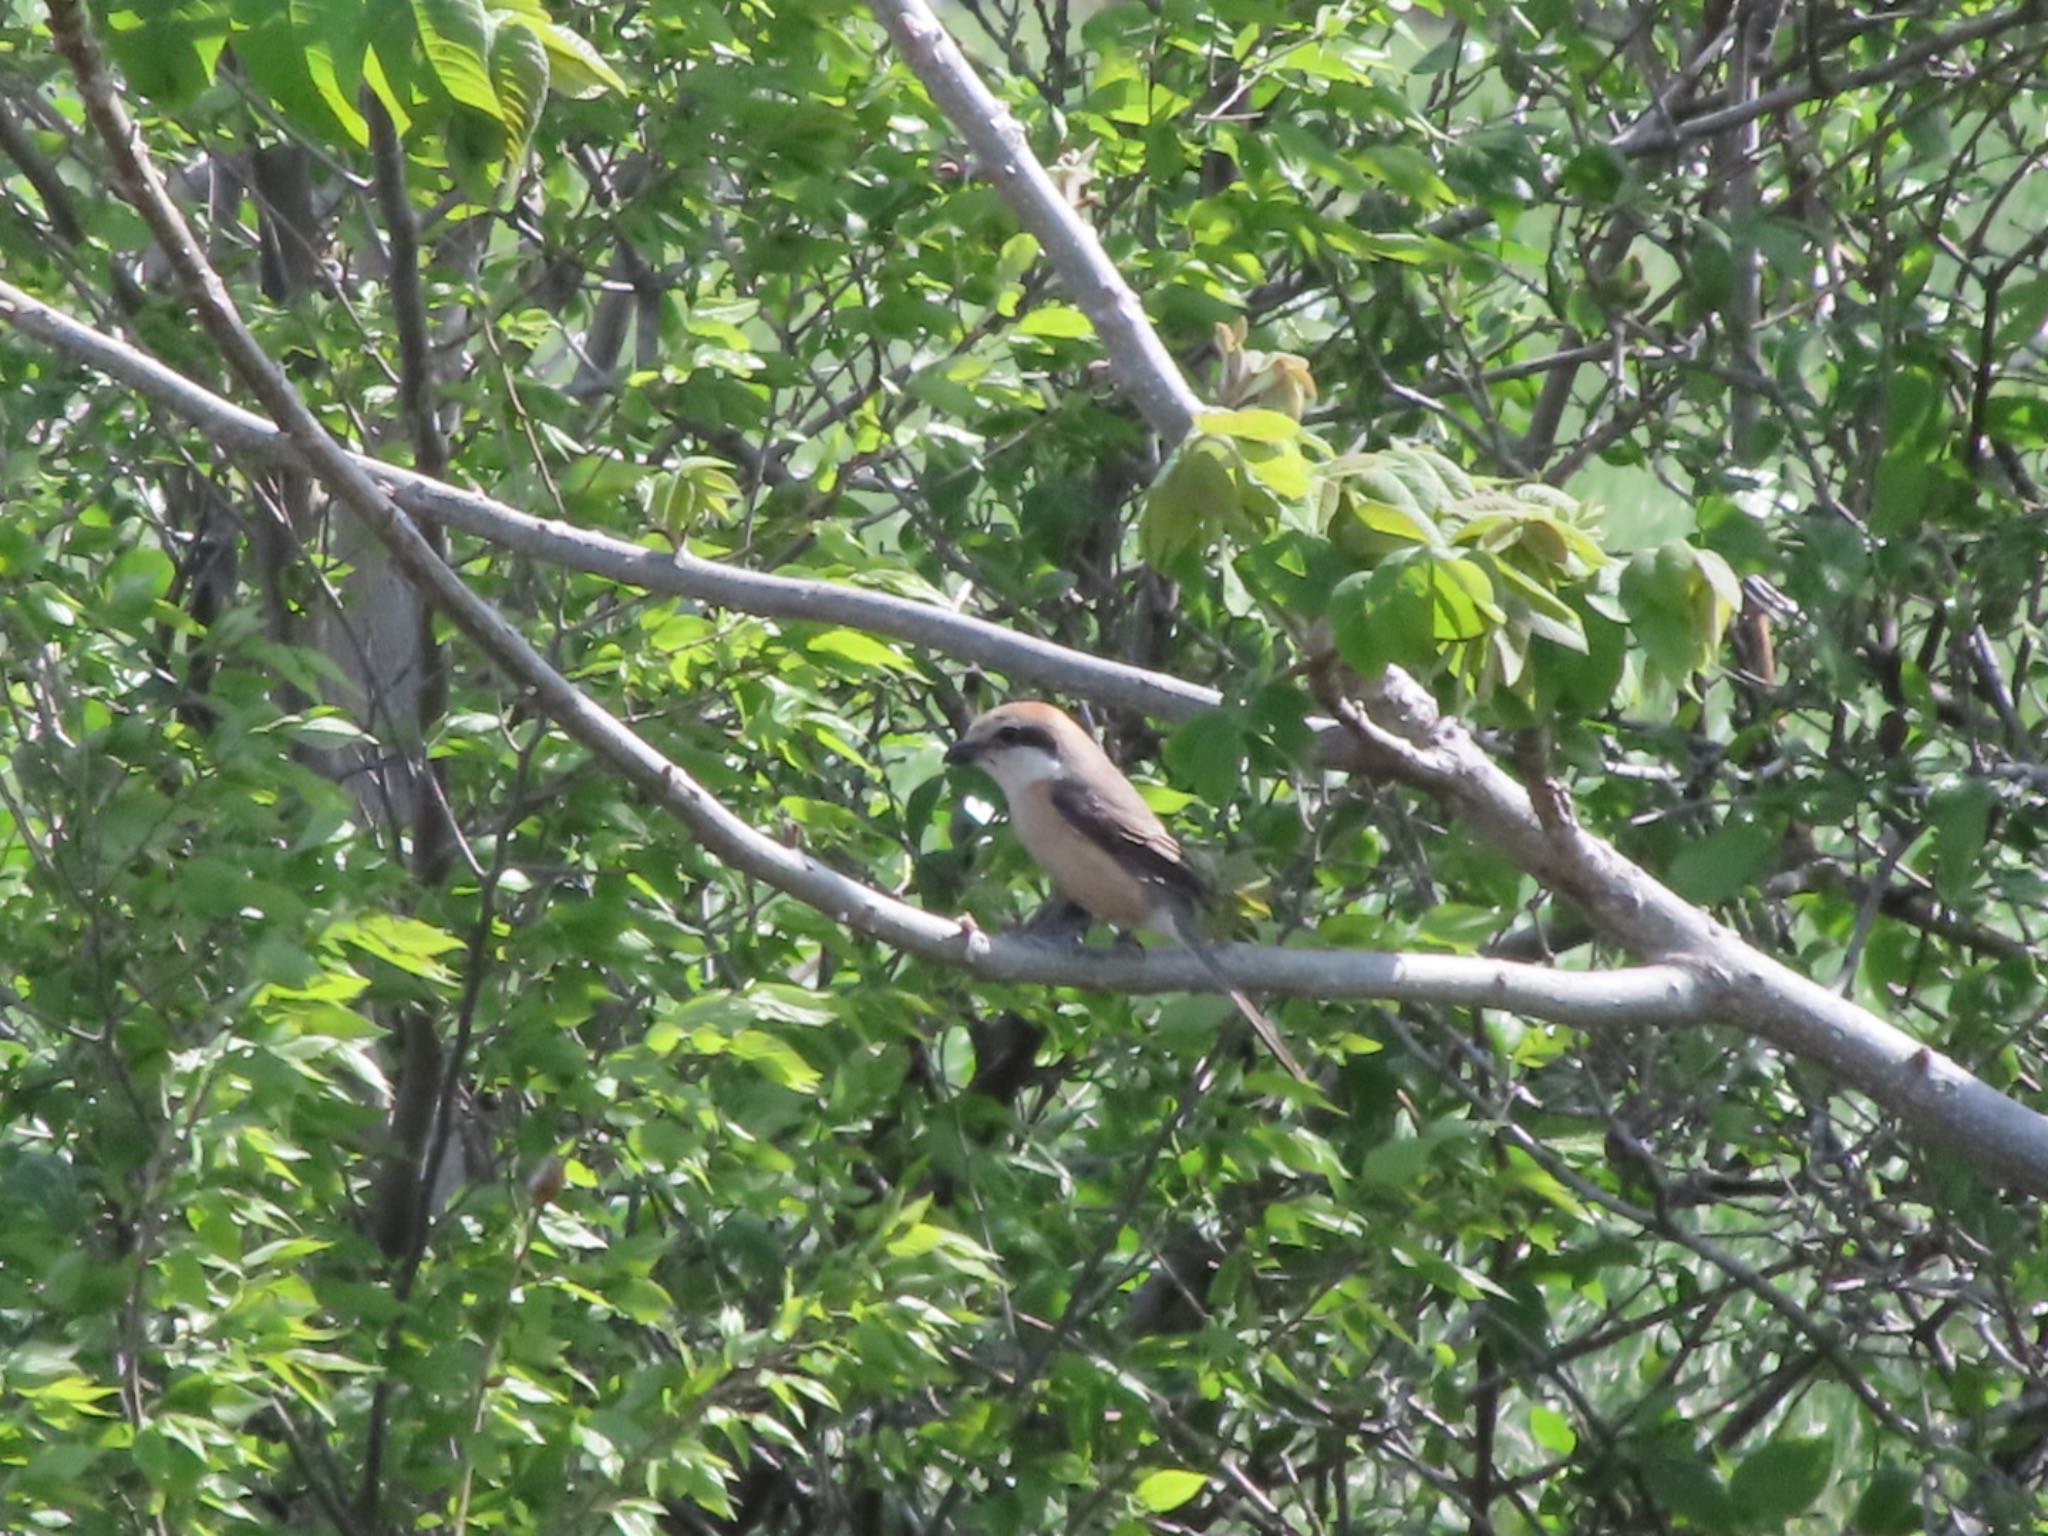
2, 0, 2048, 1531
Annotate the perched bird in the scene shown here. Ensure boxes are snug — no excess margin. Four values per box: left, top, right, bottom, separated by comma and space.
946, 700, 1308, 1082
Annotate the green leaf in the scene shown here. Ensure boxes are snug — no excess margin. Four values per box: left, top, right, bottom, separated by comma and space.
1328, 565, 1426, 676
1014, 305, 1094, 338
1529, 1404, 1576, 1454
1994, 273, 2048, 352
1692, 545, 1742, 617
1561, 145, 1626, 203
1730, 1435, 1833, 1523
1426, 555, 1504, 640
1895, 240, 1935, 303
0, 519, 44, 578
236, 0, 369, 147
1884, 366, 1947, 456
1235, 531, 1346, 618
1195, 407, 1304, 443
528, 15, 628, 97
1500, 1148, 1590, 1220
1851, 1466, 1923, 1535
1326, 454, 1426, 519
629, 1117, 697, 1167
1142, 440, 1237, 567
412, 0, 499, 117
1325, 552, 1501, 679
1666, 816, 1778, 905
1133, 1468, 1208, 1512
1270, 38, 1384, 85
1240, 440, 1313, 501
105, 4, 225, 105
611, 1275, 676, 1324
1481, 554, 1588, 652
1686, 221, 1736, 312
1164, 711, 1243, 808
1899, 96, 1951, 165
328, 912, 464, 979
883, 1221, 946, 1259
1383, 443, 1460, 511
1926, 781, 1995, 905
1360, 1119, 1477, 1189
722, 1029, 822, 1092
22, 1375, 120, 1413
608, 1498, 666, 1536
805, 629, 917, 673
1547, 599, 1629, 713
1355, 143, 1455, 205
1620, 544, 1737, 685
106, 545, 174, 618
282, 714, 373, 749
1871, 447, 1933, 535
1986, 392, 2048, 448
1270, 120, 1367, 192
490, 18, 550, 165
1330, 494, 1445, 561
1642, 1452, 1735, 1526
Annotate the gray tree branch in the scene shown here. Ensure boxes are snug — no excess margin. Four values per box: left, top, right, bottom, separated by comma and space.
870, 0, 1203, 442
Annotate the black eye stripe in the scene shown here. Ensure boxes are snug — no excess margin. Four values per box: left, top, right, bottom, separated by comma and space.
993, 723, 1057, 754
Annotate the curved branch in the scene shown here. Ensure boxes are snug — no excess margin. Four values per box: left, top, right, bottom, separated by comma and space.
1323, 681, 2048, 1194
980, 943, 1705, 1028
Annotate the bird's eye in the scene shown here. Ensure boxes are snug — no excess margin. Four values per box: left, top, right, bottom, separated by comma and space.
996, 725, 1021, 743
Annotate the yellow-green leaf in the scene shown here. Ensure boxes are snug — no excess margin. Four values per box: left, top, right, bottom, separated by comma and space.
1134, 1469, 1208, 1512
412, 0, 499, 118
1196, 407, 1303, 443
805, 629, 916, 673
1015, 305, 1093, 339
490, 19, 549, 164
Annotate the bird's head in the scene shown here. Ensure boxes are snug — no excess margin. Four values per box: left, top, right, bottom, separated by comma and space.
945, 701, 1088, 797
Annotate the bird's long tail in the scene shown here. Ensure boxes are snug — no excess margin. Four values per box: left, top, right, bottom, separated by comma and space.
1175, 922, 1310, 1084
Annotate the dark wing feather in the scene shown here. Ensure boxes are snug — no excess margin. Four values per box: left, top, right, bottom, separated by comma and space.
1049, 778, 1210, 910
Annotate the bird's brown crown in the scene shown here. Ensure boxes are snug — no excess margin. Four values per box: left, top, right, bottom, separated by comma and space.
947, 700, 1087, 765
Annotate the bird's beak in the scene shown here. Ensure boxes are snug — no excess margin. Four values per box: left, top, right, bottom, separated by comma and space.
944, 737, 978, 767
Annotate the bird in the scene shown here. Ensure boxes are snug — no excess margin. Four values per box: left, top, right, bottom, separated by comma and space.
945, 700, 1309, 1083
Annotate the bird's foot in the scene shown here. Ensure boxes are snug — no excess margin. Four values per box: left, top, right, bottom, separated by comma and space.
1017, 897, 1094, 946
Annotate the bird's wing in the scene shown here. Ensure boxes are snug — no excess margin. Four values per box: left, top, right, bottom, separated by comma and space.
1048, 778, 1210, 909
